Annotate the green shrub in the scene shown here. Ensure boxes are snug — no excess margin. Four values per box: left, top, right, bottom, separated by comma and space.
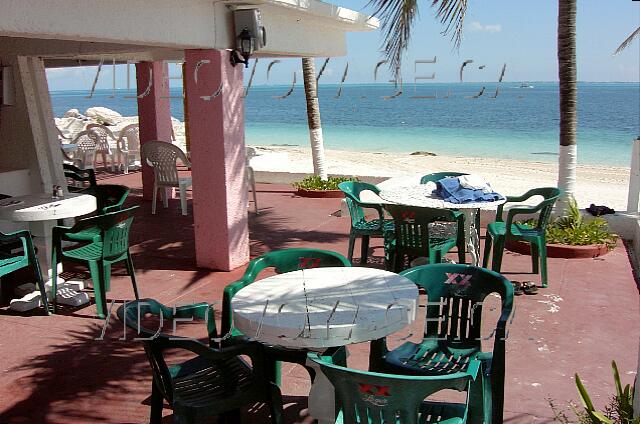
292, 175, 358, 191
520, 198, 618, 248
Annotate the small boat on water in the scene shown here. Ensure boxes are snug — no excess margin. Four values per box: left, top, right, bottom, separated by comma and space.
519, 82, 534, 88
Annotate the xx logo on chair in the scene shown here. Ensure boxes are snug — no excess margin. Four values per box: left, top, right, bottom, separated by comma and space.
444, 273, 472, 287
358, 384, 391, 397
298, 257, 322, 269
400, 210, 416, 219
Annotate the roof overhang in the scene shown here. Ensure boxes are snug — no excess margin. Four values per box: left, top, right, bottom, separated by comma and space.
0, 0, 378, 63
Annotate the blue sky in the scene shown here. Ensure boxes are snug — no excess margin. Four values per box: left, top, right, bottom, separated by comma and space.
46, 0, 639, 90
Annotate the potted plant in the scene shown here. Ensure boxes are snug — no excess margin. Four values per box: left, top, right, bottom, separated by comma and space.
292, 175, 358, 198
506, 198, 618, 259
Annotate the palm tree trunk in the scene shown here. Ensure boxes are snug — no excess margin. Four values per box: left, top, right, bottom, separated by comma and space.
557, 0, 577, 215
302, 57, 328, 180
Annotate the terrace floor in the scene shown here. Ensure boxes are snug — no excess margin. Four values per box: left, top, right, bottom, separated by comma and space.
0, 170, 638, 424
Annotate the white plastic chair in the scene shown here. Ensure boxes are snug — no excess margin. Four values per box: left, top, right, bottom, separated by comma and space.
116, 124, 141, 174
140, 140, 192, 216
70, 130, 99, 170
86, 123, 116, 171
56, 126, 71, 142
57, 126, 75, 165
246, 147, 258, 214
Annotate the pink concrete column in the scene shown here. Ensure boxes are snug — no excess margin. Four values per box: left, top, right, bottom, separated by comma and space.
184, 50, 248, 271
136, 61, 173, 200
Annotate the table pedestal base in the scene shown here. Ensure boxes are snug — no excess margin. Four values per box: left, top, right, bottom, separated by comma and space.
463, 209, 481, 266
9, 278, 90, 312
307, 349, 345, 424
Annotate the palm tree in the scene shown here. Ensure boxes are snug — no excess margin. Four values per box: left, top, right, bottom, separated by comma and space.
556, 0, 577, 214
302, 57, 328, 180
372, 0, 581, 215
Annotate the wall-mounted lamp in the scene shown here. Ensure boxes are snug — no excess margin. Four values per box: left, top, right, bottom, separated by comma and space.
0, 66, 15, 106
231, 9, 266, 68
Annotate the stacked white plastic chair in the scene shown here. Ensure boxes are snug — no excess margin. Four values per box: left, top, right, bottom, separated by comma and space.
70, 130, 99, 170
140, 140, 192, 216
86, 123, 116, 171
246, 146, 258, 213
116, 124, 141, 174
56, 126, 76, 165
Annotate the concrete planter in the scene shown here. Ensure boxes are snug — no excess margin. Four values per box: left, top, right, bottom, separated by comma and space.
295, 189, 344, 198
505, 239, 611, 259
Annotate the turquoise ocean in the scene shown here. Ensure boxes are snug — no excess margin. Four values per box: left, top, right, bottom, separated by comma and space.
50, 82, 639, 167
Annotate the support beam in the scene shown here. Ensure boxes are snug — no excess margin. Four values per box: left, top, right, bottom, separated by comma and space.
184, 49, 248, 271
136, 61, 172, 200
10, 56, 65, 193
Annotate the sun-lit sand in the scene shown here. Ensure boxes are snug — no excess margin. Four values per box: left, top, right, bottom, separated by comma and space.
249, 145, 632, 211
55, 110, 632, 212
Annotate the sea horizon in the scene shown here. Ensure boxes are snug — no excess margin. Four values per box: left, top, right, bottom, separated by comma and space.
49, 81, 640, 93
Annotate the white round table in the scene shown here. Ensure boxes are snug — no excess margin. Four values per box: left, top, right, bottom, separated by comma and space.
232, 266, 419, 424
0, 193, 97, 311
379, 184, 506, 265
0, 192, 97, 222
231, 266, 419, 349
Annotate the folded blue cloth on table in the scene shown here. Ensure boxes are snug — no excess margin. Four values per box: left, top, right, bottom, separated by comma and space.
434, 177, 505, 204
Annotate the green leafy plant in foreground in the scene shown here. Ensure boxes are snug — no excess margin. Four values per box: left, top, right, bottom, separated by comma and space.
292, 175, 358, 191
550, 360, 638, 424
521, 198, 618, 248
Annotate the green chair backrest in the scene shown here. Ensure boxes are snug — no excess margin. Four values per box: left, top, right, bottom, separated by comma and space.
73, 206, 138, 259
0, 230, 34, 277
400, 264, 513, 350
245, 248, 351, 277
308, 352, 478, 424
94, 184, 130, 214
522, 187, 561, 232
117, 299, 218, 404
420, 172, 468, 185
63, 163, 97, 191
221, 248, 351, 336
386, 204, 458, 259
338, 181, 381, 224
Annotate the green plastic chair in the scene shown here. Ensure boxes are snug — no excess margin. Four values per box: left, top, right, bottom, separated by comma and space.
420, 172, 468, 185
385, 204, 463, 272
369, 263, 514, 424
309, 350, 483, 424
93, 184, 130, 214
63, 163, 97, 193
0, 230, 49, 314
51, 206, 140, 318
338, 181, 394, 264
482, 187, 561, 288
222, 248, 351, 384
117, 299, 283, 424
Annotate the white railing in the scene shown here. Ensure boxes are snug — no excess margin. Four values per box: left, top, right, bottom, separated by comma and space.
626, 137, 640, 212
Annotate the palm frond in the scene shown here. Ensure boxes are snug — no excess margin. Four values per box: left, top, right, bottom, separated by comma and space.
613, 26, 640, 56
432, 0, 468, 47
367, 0, 468, 78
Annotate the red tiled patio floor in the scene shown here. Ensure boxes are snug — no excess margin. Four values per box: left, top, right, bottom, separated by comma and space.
0, 170, 638, 423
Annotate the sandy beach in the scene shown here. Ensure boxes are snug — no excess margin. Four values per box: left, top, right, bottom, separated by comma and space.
55, 111, 632, 212
249, 145, 632, 211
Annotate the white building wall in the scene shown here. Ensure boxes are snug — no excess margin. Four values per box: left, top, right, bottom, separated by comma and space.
0, 55, 65, 195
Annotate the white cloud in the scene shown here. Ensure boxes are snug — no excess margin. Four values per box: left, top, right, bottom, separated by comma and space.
469, 21, 502, 33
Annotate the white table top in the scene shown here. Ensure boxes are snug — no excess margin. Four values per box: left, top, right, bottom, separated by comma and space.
231, 267, 419, 349
379, 183, 506, 210
0, 193, 97, 221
